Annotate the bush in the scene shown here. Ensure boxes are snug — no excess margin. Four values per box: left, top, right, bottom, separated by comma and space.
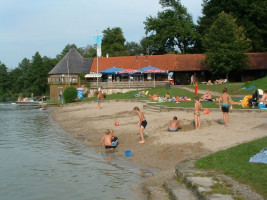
63, 87, 77, 103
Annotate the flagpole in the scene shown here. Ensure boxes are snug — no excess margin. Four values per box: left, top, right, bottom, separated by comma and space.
97, 50, 99, 89
96, 30, 99, 89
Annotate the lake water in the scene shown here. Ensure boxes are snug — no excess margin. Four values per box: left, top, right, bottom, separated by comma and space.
0, 104, 145, 200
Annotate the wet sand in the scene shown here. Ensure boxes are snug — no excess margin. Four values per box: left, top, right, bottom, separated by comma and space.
51, 101, 267, 170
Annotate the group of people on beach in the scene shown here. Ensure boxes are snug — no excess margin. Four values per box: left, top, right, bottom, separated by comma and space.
99, 87, 233, 150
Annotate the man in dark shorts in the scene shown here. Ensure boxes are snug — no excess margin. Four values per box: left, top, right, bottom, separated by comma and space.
219, 88, 233, 126
133, 106, 147, 144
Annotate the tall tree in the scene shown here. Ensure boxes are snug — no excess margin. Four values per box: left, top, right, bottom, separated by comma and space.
83, 44, 97, 58
0, 61, 9, 96
198, 0, 267, 52
125, 41, 143, 56
25, 52, 44, 95
202, 12, 251, 78
101, 27, 126, 57
144, 0, 198, 54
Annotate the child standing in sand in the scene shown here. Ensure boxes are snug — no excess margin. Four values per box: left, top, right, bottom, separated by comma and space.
219, 88, 232, 126
194, 97, 202, 130
133, 106, 147, 144
97, 90, 103, 109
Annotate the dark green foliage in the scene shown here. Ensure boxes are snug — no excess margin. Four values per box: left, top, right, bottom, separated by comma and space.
195, 137, 267, 198
125, 41, 143, 56
198, 0, 267, 52
63, 87, 77, 103
143, 0, 198, 54
0, 62, 9, 96
83, 44, 97, 58
102, 27, 126, 57
202, 12, 251, 78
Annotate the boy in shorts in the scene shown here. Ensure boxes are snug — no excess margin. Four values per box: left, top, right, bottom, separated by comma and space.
133, 106, 147, 144
219, 88, 233, 126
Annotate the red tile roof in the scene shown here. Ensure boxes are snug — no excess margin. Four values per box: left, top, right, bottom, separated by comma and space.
245, 53, 267, 70
89, 53, 267, 73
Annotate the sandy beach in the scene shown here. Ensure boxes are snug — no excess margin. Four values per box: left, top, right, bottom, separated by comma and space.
51, 101, 266, 171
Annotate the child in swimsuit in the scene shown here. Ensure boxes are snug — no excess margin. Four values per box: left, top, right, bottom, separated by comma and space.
168, 116, 182, 132
194, 97, 202, 130
133, 106, 147, 144
100, 129, 116, 150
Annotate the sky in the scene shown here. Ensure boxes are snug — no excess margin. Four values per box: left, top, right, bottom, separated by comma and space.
0, 0, 203, 68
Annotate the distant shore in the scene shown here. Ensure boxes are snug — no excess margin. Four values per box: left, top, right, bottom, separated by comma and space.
51, 100, 266, 171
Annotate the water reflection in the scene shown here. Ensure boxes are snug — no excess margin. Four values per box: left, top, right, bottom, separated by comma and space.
0, 105, 145, 200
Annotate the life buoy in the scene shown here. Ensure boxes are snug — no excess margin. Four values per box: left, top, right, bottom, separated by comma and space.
242, 95, 252, 108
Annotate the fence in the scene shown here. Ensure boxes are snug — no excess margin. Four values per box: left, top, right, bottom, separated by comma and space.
89, 81, 169, 89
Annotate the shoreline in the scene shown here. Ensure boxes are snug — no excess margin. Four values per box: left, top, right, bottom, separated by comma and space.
50, 100, 267, 194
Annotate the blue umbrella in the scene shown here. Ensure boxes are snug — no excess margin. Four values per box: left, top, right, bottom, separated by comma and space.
100, 67, 123, 74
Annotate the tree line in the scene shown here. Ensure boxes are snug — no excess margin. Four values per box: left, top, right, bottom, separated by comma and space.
0, 0, 266, 98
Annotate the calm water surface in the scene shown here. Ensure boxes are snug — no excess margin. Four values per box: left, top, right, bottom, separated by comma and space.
0, 105, 145, 200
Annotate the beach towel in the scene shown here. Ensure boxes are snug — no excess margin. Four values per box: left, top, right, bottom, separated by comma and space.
246, 85, 256, 90
249, 148, 267, 164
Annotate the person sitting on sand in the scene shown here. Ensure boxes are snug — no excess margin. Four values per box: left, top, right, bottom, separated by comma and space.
133, 106, 147, 144
109, 129, 118, 145
100, 129, 116, 150
194, 97, 202, 130
200, 90, 213, 101
168, 116, 182, 132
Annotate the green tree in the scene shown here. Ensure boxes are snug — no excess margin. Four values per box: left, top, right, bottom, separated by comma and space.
83, 44, 97, 58
144, 0, 198, 54
9, 67, 23, 94
198, 0, 267, 52
102, 27, 126, 57
0, 61, 9, 96
202, 12, 251, 78
140, 36, 166, 55
125, 41, 143, 56
24, 52, 44, 95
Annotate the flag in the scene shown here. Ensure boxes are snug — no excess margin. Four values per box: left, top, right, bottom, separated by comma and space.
93, 35, 103, 57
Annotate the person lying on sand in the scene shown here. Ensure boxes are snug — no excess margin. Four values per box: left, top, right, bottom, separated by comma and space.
100, 129, 116, 150
133, 106, 147, 144
168, 116, 182, 132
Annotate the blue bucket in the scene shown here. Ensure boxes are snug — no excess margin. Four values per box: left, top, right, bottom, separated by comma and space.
125, 150, 133, 157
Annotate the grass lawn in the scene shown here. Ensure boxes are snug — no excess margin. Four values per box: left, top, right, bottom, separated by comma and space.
195, 137, 267, 198
81, 87, 247, 109
185, 76, 267, 96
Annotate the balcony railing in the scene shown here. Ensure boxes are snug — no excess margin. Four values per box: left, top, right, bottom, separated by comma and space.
89, 81, 168, 89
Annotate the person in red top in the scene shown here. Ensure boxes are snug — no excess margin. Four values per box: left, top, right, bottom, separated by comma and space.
194, 82, 198, 95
